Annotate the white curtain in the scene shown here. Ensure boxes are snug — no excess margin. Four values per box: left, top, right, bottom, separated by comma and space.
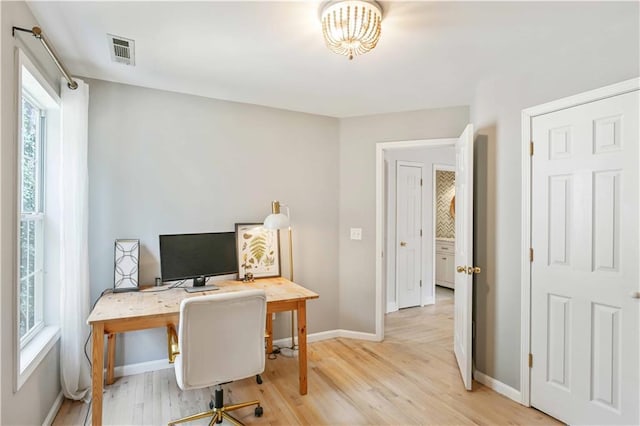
59, 78, 91, 400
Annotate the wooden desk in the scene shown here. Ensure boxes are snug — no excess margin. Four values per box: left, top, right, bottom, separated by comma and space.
87, 277, 318, 426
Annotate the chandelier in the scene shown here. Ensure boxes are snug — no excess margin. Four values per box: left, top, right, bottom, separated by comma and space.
321, 0, 382, 60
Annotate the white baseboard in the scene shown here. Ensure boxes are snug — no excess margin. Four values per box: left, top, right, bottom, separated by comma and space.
336, 329, 379, 341
422, 297, 435, 306
273, 329, 379, 347
474, 369, 522, 404
386, 302, 398, 313
105, 358, 172, 379
43, 391, 64, 426
109, 329, 379, 379
272, 329, 341, 347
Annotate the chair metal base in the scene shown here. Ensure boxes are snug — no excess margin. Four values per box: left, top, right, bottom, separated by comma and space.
168, 386, 261, 426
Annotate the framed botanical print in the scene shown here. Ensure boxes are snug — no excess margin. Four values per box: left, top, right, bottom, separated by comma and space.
235, 223, 280, 279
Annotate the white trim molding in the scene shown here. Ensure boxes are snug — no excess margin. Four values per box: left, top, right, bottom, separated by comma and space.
386, 301, 398, 314
520, 77, 640, 407
273, 329, 379, 347
18, 326, 60, 390
106, 358, 172, 378
474, 370, 522, 404
43, 391, 64, 426
108, 329, 379, 379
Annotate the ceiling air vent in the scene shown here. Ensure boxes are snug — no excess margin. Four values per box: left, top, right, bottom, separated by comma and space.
108, 34, 135, 66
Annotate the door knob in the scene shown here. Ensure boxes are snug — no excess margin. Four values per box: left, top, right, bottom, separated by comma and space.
467, 266, 481, 275
631, 291, 640, 299
456, 266, 466, 273
400, 241, 407, 247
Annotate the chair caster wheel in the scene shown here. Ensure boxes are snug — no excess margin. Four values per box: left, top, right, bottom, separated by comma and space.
255, 406, 263, 417
256, 374, 263, 385
216, 416, 223, 424
209, 400, 214, 410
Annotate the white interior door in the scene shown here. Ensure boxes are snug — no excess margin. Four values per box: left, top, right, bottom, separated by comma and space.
454, 124, 474, 390
530, 91, 639, 424
396, 161, 423, 309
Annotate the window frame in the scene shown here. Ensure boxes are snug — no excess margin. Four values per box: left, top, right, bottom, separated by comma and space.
14, 49, 62, 391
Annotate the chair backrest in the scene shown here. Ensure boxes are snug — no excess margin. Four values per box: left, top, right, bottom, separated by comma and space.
175, 289, 266, 390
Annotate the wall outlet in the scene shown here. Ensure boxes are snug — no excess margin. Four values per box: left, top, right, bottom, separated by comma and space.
350, 228, 362, 240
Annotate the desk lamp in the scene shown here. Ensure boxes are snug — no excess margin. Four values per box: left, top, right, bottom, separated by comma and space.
264, 200, 296, 349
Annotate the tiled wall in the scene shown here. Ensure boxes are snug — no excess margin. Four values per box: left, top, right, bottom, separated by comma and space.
436, 170, 455, 238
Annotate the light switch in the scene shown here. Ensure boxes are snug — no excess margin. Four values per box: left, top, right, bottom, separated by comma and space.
350, 228, 362, 240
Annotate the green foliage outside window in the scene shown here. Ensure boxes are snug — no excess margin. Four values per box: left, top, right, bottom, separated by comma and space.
19, 96, 43, 341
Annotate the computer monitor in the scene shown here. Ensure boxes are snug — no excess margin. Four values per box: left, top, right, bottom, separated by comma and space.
159, 232, 237, 288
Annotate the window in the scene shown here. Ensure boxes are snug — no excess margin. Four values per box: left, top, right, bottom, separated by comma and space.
16, 50, 61, 390
19, 92, 46, 347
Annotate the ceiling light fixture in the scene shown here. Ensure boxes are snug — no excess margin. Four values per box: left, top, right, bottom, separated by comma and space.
321, 0, 382, 60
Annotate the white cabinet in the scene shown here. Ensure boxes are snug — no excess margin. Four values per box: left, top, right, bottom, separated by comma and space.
435, 239, 455, 289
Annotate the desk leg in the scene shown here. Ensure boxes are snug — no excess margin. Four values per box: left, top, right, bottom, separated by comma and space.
106, 333, 116, 385
265, 314, 273, 354
297, 301, 307, 395
92, 323, 105, 426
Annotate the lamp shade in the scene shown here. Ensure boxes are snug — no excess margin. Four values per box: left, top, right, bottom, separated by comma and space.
263, 213, 290, 230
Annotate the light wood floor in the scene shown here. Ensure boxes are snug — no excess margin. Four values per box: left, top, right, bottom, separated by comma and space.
54, 287, 559, 425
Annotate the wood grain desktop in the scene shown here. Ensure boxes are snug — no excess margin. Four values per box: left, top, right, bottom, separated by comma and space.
87, 277, 319, 426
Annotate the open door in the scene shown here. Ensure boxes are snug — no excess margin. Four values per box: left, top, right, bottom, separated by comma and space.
453, 124, 475, 390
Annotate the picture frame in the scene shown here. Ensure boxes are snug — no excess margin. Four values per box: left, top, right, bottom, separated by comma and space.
113, 239, 139, 290
235, 223, 281, 279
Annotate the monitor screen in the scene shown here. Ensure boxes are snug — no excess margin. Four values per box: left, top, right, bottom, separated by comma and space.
159, 232, 237, 282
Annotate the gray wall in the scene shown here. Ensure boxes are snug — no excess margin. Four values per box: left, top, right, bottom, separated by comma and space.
338, 106, 470, 332
384, 146, 455, 308
87, 79, 340, 366
470, 1, 640, 390
0, 1, 62, 425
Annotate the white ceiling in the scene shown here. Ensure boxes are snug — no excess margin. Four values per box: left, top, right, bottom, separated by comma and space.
27, 1, 638, 117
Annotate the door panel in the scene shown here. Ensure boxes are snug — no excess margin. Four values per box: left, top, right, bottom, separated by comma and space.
531, 90, 639, 425
396, 162, 423, 309
454, 123, 474, 390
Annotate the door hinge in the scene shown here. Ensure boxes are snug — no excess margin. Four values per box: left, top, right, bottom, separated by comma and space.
420, 178, 423, 186
420, 229, 423, 237
529, 248, 534, 262
530, 141, 534, 156
419, 280, 422, 287
528, 353, 533, 368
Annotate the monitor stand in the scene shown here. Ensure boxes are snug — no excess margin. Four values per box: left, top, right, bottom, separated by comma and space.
184, 276, 219, 293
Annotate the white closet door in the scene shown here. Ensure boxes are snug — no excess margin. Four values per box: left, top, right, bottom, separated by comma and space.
531, 90, 639, 425
396, 161, 423, 309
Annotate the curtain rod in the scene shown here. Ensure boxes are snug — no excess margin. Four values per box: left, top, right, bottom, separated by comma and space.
12, 26, 78, 90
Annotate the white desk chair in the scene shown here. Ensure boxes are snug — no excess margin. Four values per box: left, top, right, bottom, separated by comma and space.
168, 289, 266, 426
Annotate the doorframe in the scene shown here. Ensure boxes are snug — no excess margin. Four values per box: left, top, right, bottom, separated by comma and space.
376, 138, 457, 341
519, 77, 639, 406
432, 164, 455, 300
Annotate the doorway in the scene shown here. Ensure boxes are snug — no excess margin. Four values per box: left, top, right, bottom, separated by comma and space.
376, 124, 476, 390
384, 152, 455, 312
433, 165, 456, 299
